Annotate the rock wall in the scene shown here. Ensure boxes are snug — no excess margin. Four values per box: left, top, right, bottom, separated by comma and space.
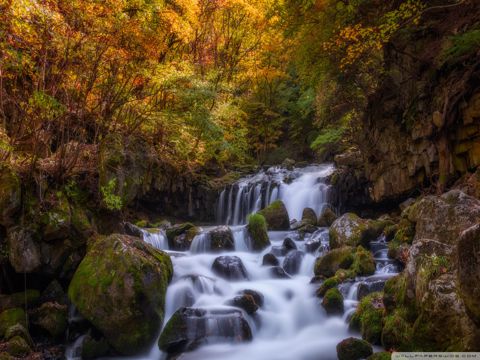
348, 1, 480, 205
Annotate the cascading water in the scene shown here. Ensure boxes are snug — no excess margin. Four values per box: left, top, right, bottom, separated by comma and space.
67, 164, 399, 360
216, 164, 334, 225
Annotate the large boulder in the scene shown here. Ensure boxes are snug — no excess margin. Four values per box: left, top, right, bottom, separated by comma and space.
457, 224, 480, 325
68, 234, 173, 355
258, 200, 290, 230
322, 288, 344, 315
212, 256, 248, 281
246, 214, 270, 251
336, 337, 373, 360
158, 307, 252, 355
7, 228, 41, 273
209, 226, 235, 252
329, 213, 367, 249
301, 208, 317, 226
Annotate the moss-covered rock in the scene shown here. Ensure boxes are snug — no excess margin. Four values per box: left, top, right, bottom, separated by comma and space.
367, 352, 391, 360
322, 288, 344, 315
258, 200, 290, 230
0, 164, 21, 227
0, 308, 26, 337
209, 226, 235, 252
4, 324, 33, 347
40, 191, 72, 241
301, 208, 317, 226
329, 213, 367, 249
81, 334, 110, 359
336, 337, 373, 360
351, 246, 376, 276
166, 222, 195, 244
349, 292, 384, 345
317, 206, 337, 227
247, 214, 270, 251
68, 234, 173, 355
4, 335, 31, 357
316, 276, 340, 297
314, 247, 353, 278
0, 290, 40, 313
387, 218, 415, 264
381, 309, 412, 351
170, 226, 200, 251
30, 302, 68, 338
382, 274, 414, 316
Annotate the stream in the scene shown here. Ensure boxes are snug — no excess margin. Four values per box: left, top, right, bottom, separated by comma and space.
69, 164, 399, 359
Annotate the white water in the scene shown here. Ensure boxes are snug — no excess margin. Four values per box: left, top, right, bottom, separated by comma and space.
66, 164, 399, 360
216, 164, 334, 225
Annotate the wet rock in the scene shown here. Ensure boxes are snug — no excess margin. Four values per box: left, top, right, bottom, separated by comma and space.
227, 294, 259, 314
30, 302, 68, 338
68, 234, 173, 355
305, 237, 322, 253
158, 307, 252, 355
314, 247, 353, 278
301, 208, 317, 226
351, 246, 376, 277
209, 226, 235, 252
322, 288, 344, 315
357, 277, 388, 301
7, 228, 41, 273
171, 227, 199, 251
166, 223, 196, 248
316, 276, 340, 297
239, 289, 264, 307
310, 275, 326, 284
212, 256, 248, 281
457, 224, 480, 325
270, 266, 290, 279
262, 253, 279, 266
247, 214, 270, 251
282, 250, 305, 275
258, 200, 290, 230
336, 337, 373, 360
124, 222, 144, 238
349, 292, 384, 344
317, 206, 337, 227
271, 246, 288, 256
282, 237, 297, 252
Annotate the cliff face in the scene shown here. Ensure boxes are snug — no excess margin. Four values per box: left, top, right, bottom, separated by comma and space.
357, 0, 480, 204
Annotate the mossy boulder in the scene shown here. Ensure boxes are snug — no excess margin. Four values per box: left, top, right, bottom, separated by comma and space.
258, 200, 290, 230
4, 324, 32, 347
68, 234, 173, 355
317, 206, 337, 227
4, 336, 31, 357
0, 164, 21, 227
381, 309, 412, 351
329, 213, 367, 249
170, 226, 200, 251
247, 214, 270, 251
81, 334, 110, 359
336, 337, 373, 360
367, 352, 391, 360
301, 207, 317, 226
166, 223, 195, 244
383, 274, 413, 315
387, 218, 415, 264
40, 191, 72, 241
351, 246, 376, 276
30, 302, 68, 338
7, 227, 41, 273
349, 292, 384, 345
0, 308, 26, 337
0, 290, 40, 313
316, 276, 340, 297
322, 288, 344, 315
314, 247, 354, 278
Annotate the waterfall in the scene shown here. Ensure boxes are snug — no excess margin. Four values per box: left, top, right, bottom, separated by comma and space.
216, 164, 334, 225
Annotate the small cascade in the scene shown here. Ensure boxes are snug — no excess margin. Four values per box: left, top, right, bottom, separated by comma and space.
216, 164, 334, 225
141, 229, 169, 250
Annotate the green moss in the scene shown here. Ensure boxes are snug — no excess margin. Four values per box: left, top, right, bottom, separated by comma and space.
442, 29, 480, 65
5, 335, 31, 357
381, 309, 413, 351
247, 213, 270, 251
367, 352, 391, 360
316, 276, 340, 297
0, 308, 26, 337
349, 292, 384, 345
351, 246, 376, 276
314, 247, 354, 277
322, 288, 344, 315
135, 219, 149, 228
258, 200, 290, 230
